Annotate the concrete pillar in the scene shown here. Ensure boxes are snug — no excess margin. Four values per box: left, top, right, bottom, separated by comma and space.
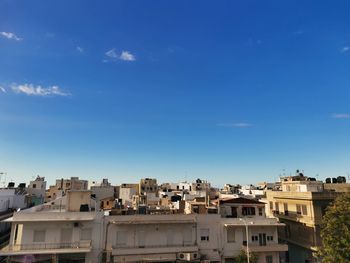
9, 223, 16, 245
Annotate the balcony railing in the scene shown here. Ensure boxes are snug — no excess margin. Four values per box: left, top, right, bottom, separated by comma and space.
113, 243, 196, 249
3, 240, 91, 252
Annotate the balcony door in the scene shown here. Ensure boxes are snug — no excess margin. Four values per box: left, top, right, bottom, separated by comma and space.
258, 233, 266, 246
231, 207, 237, 218
61, 228, 73, 244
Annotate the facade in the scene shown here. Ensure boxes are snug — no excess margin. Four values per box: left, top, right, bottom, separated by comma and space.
0, 190, 102, 263
119, 184, 139, 207
55, 177, 89, 194
266, 176, 342, 263
26, 176, 47, 205
104, 197, 287, 263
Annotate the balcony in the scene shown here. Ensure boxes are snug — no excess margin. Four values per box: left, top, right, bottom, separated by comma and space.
241, 243, 288, 253
112, 243, 198, 256
0, 241, 91, 256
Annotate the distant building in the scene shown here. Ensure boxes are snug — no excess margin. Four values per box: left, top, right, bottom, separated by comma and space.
26, 176, 47, 205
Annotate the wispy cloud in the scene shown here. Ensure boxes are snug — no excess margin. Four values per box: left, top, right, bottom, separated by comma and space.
292, 29, 304, 35
105, 48, 136, 61
11, 83, 71, 97
340, 46, 350, 53
217, 122, 253, 128
332, 113, 350, 119
0, 31, 22, 41
105, 48, 119, 59
0, 86, 6, 93
76, 46, 84, 53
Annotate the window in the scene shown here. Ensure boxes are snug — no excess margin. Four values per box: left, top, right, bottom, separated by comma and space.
183, 228, 192, 245
251, 235, 258, 242
296, 204, 302, 215
302, 205, 307, 215
267, 235, 274, 241
258, 207, 263, 216
33, 230, 45, 242
32, 184, 36, 188
81, 228, 92, 240
266, 255, 273, 263
200, 228, 209, 241
227, 227, 235, 243
269, 201, 273, 211
275, 202, 279, 213
297, 204, 307, 215
242, 207, 255, 216
284, 203, 288, 215
116, 231, 127, 247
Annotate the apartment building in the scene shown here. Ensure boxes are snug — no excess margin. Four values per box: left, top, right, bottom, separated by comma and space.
0, 190, 102, 263
102, 196, 286, 263
55, 177, 89, 193
266, 175, 342, 263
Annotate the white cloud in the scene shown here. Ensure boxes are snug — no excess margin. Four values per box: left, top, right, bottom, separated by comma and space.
11, 83, 70, 97
105, 49, 136, 61
217, 122, 253, 128
332, 113, 350, 119
340, 46, 350, 53
76, 46, 84, 53
120, 50, 135, 61
0, 31, 22, 41
0, 86, 6, 93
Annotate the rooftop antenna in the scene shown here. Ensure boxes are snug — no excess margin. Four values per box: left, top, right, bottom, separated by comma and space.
0, 172, 7, 188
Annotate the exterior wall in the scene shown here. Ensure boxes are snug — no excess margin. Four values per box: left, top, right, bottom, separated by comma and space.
0, 189, 27, 212
196, 214, 222, 261
281, 181, 323, 193
91, 185, 115, 202
323, 183, 350, 192
27, 177, 47, 199
66, 191, 92, 212
0, 189, 15, 212
119, 187, 137, 206
8, 213, 104, 263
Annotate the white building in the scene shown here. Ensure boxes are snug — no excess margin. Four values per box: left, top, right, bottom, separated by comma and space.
26, 176, 47, 204
0, 190, 102, 263
103, 197, 287, 263
0, 188, 27, 213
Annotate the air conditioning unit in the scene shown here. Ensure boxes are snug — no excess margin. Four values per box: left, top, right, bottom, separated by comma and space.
177, 252, 199, 261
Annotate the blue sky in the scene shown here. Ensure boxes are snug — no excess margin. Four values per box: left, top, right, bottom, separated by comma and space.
1, 0, 350, 186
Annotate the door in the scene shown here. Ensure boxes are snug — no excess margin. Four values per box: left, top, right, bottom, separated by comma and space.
60, 228, 73, 245
259, 233, 266, 246
138, 230, 145, 248
231, 207, 237, 218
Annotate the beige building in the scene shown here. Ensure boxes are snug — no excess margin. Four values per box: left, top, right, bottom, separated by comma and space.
266, 176, 344, 263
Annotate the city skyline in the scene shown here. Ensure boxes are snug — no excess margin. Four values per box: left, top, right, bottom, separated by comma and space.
1, 0, 350, 185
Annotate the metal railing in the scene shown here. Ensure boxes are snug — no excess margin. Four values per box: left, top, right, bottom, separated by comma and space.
113, 243, 196, 249
4, 240, 91, 251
